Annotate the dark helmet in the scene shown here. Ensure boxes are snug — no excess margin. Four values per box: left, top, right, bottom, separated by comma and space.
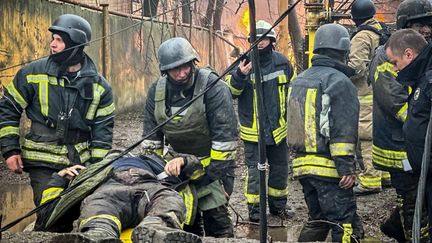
158, 37, 200, 71
314, 24, 351, 52
351, 0, 376, 20
49, 14, 92, 45
396, 0, 432, 29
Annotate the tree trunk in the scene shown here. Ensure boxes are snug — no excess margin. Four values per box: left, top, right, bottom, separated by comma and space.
213, 0, 224, 30
181, 0, 192, 24
278, 0, 290, 59
288, 0, 304, 72
143, 0, 159, 17
202, 0, 215, 28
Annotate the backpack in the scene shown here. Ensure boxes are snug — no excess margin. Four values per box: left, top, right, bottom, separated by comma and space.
351, 22, 392, 45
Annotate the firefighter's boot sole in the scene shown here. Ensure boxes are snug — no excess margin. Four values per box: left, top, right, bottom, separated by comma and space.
49, 233, 122, 243
132, 225, 202, 243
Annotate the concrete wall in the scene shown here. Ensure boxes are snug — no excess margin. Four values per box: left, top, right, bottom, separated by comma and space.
0, 0, 234, 112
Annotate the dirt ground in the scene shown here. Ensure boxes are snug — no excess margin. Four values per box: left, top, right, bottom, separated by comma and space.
0, 112, 397, 242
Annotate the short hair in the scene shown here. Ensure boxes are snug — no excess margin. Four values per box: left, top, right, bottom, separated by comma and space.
385, 29, 428, 56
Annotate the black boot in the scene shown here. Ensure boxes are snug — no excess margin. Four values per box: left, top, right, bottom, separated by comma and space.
380, 207, 406, 243
248, 203, 260, 222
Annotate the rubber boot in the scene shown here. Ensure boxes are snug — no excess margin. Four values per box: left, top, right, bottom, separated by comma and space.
298, 221, 331, 242
247, 203, 260, 223
380, 207, 406, 243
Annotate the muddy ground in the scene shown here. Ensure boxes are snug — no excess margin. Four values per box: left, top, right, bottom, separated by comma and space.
0, 112, 396, 242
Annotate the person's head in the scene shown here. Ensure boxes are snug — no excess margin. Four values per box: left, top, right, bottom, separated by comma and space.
249, 20, 276, 50
351, 0, 376, 26
313, 23, 351, 63
158, 37, 200, 85
396, 0, 432, 41
385, 29, 428, 71
48, 14, 91, 67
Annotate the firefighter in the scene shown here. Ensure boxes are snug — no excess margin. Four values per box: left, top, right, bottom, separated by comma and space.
287, 23, 363, 242
35, 152, 202, 243
141, 37, 237, 238
225, 20, 295, 222
386, 29, 432, 241
0, 14, 114, 207
349, 0, 391, 195
368, 0, 432, 241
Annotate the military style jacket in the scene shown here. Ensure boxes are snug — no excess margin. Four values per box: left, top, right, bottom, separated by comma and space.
397, 44, 432, 174
287, 55, 359, 180
369, 46, 408, 172
226, 50, 294, 145
142, 67, 238, 185
0, 55, 114, 169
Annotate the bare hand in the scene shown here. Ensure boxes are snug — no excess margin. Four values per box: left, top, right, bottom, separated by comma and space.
238, 59, 252, 75
58, 164, 86, 180
164, 157, 185, 177
339, 175, 356, 189
6, 154, 23, 174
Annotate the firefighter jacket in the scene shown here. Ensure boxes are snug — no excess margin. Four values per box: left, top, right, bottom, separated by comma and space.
396, 44, 432, 174
287, 55, 359, 180
226, 49, 294, 145
0, 55, 114, 169
142, 67, 238, 186
349, 18, 382, 140
369, 46, 409, 172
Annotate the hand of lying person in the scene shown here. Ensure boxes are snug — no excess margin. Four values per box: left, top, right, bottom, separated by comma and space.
6, 155, 23, 174
339, 174, 356, 189
165, 157, 185, 177
58, 164, 86, 180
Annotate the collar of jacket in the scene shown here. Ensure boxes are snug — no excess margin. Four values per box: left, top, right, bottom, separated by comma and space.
359, 18, 379, 29
312, 54, 356, 77
396, 43, 432, 87
45, 53, 99, 78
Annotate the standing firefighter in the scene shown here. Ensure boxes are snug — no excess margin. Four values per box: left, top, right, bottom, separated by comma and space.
0, 14, 115, 206
225, 20, 295, 222
141, 37, 237, 238
368, 0, 432, 241
349, 0, 391, 195
287, 23, 363, 242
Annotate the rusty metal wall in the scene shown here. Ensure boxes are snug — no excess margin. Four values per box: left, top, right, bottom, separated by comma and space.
0, 0, 233, 112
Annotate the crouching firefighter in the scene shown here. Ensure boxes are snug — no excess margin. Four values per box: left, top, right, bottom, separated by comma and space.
35, 152, 203, 243
141, 37, 238, 237
287, 23, 364, 242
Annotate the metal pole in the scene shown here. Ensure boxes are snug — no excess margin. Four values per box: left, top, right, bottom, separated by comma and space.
101, 3, 110, 79
247, 0, 268, 242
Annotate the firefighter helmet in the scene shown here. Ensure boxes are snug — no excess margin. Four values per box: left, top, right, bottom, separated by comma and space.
255, 20, 276, 42
314, 24, 351, 52
351, 0, 376, 20
158, 37, 200, 71
49, 14, 92, 45
396, 0, 432, 29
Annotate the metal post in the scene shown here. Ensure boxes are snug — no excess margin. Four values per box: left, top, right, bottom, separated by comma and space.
247, 0, 268, 242
101, 3, 110, 79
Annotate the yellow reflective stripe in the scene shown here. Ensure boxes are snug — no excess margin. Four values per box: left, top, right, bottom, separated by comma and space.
396, 102, 408, 122
358, 175, 382, 188
304, 89, 317, 153
23, 139, 69, 154
86, 84, 105, 120
272, 123, 287, 144
330, 143, 355, 156
95, 102, 115, 118
0, 126, 19, 138
5, 82, 28, 109
200, 157, 211, 168
342, 223, 353, 243
244, 170, 260, 203
382, 171, 391, 180
80, 214, 122, 231
268, 186, 288, 198
374, 61, 397, 82
210, 149, 236, 161
240, 125, 258, 142
91, 148, 109, 159
372, 145, 407, 160
27, 74, 50, 116
179, 186, 195, 225
292, 155, 340, 178
22, 150, 70, 165
358, 94, 373, 105
278, 75, 287, 129
40, 187, 63, 205
190, 169, 205, 180
290, 70, 297, 81
225, 75, 243, 96
372, 154, 404, 169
